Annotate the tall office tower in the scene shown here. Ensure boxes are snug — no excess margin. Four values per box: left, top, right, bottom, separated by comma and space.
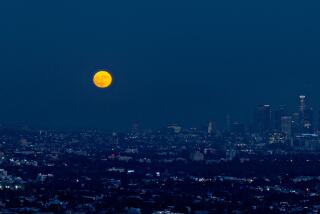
297, 95, 314, 133
291, 112, 300, 135
254, 105, 272, 134
281, 116, 292, 137
274, 105, 288, 131
208, 121, 213, 135
303, 107, 314, 133
298, 95, 307, 132
299, 95, 306, 113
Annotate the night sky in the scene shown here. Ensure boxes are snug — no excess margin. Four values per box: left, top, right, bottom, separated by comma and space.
1, 1, 320, 130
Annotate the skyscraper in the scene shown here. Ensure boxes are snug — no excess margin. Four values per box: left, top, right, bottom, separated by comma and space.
208, 121, 213, 135
281, 116, 292, 137
299, 95, 306, 113
298, 95, 306, 132
274, 105, 288, 131
303, 108, 314, 133
291, 112, 300, 135
297, 95, 314, 133
254, 105, 272, 134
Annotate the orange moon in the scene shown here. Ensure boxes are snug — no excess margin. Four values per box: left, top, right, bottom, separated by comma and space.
93, 71, 113, 88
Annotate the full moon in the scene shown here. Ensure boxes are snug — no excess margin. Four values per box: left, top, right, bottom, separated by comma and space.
93, 71, 113, 88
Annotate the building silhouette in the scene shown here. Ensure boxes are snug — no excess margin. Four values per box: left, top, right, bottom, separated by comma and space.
254, 105, 272, 134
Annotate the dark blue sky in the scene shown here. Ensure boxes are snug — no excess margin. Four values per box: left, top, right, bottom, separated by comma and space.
0, 1, 320, 130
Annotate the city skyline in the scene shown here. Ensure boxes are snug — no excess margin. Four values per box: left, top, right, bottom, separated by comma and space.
2, 93, 319, 132
1, 1, 320, 129
2, 1, 320, 213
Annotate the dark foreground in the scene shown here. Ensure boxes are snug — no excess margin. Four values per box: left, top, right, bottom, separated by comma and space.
0, 128, 320, 213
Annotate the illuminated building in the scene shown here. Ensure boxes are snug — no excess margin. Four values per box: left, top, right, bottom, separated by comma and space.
297, 95, 314, 133
274, 105, 288, 131
299, 95, 306, 113
303, 108, 314, 133
281, 116, 292, 137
